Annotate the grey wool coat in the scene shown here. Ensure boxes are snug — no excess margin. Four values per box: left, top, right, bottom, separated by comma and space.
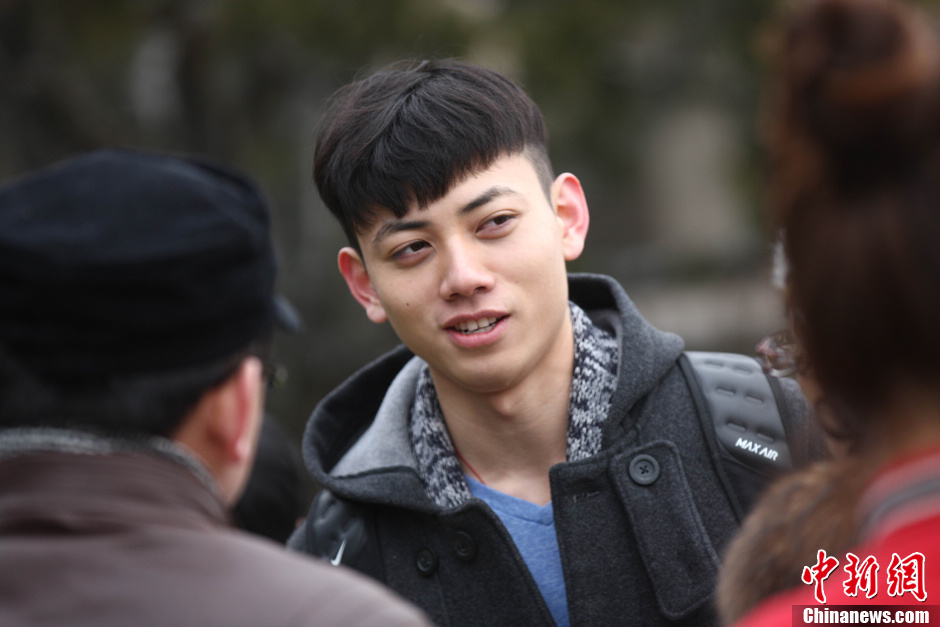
290, 273, 819, 626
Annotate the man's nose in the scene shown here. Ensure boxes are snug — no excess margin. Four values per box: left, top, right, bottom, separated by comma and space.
439, 240, 495, 300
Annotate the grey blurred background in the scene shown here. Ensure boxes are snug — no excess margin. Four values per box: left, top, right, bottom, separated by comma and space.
0, 0, 803, 443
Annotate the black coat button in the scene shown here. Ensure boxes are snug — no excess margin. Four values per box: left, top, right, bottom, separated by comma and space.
629, 454, 660, 485
453, 531, 477, 561
415, 547, 438, 577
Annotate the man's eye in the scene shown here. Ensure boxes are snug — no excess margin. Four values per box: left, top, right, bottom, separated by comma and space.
480, 214, 515, 232
392, 241, 429, 259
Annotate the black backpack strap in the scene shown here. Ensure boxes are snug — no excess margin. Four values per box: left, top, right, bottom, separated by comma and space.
680, 351, 794, 521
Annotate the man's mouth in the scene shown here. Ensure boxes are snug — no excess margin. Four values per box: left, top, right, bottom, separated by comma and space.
452, 316, 503, 334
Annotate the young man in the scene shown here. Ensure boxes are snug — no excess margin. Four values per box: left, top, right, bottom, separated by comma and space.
290, 59, 821, 626
0, 149, 429, 627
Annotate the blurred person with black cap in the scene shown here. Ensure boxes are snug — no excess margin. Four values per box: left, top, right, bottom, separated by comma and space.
0, 149, 430, 627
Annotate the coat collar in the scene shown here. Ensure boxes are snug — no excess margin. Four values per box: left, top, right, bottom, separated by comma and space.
0, 428, 229, 530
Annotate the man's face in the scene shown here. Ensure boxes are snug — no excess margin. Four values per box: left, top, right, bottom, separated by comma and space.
340, 152, 589, 395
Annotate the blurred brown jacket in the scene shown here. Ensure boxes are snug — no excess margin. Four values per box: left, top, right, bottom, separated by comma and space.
0, 446, 430, 627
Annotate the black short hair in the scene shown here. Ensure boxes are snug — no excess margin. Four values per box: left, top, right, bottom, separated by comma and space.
314, 58, 554, 248
0, 337, 271, 438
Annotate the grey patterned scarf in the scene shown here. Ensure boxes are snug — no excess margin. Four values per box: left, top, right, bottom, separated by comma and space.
410, 302, 619, 509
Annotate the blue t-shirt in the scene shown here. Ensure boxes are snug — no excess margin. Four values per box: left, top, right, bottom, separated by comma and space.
466, 477, 570, 627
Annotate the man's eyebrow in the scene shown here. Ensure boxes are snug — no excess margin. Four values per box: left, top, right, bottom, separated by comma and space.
372, 218, 430, 247
459, 186, 519, 216
371, 186, 520, 247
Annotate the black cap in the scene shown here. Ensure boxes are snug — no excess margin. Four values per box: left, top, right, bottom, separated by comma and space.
0, 148, 300, 378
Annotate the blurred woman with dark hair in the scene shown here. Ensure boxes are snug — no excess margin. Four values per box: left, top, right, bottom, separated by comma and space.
718, 0, 940, 623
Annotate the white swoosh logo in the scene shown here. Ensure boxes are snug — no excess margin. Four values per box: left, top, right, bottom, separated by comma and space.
330, 539, 347, 567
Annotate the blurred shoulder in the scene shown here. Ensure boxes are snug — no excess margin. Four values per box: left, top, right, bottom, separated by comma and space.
193, 527, 432, 627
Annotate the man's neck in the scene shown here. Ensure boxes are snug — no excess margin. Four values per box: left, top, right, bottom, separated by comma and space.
429, 327, 575, 506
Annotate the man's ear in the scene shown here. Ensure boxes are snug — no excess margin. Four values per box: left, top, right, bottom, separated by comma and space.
202, 357, 264, 467
173, 356, 265, 504
338, 246, 388, 324
226, 357, 265, 464
551, 173, 590, 261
